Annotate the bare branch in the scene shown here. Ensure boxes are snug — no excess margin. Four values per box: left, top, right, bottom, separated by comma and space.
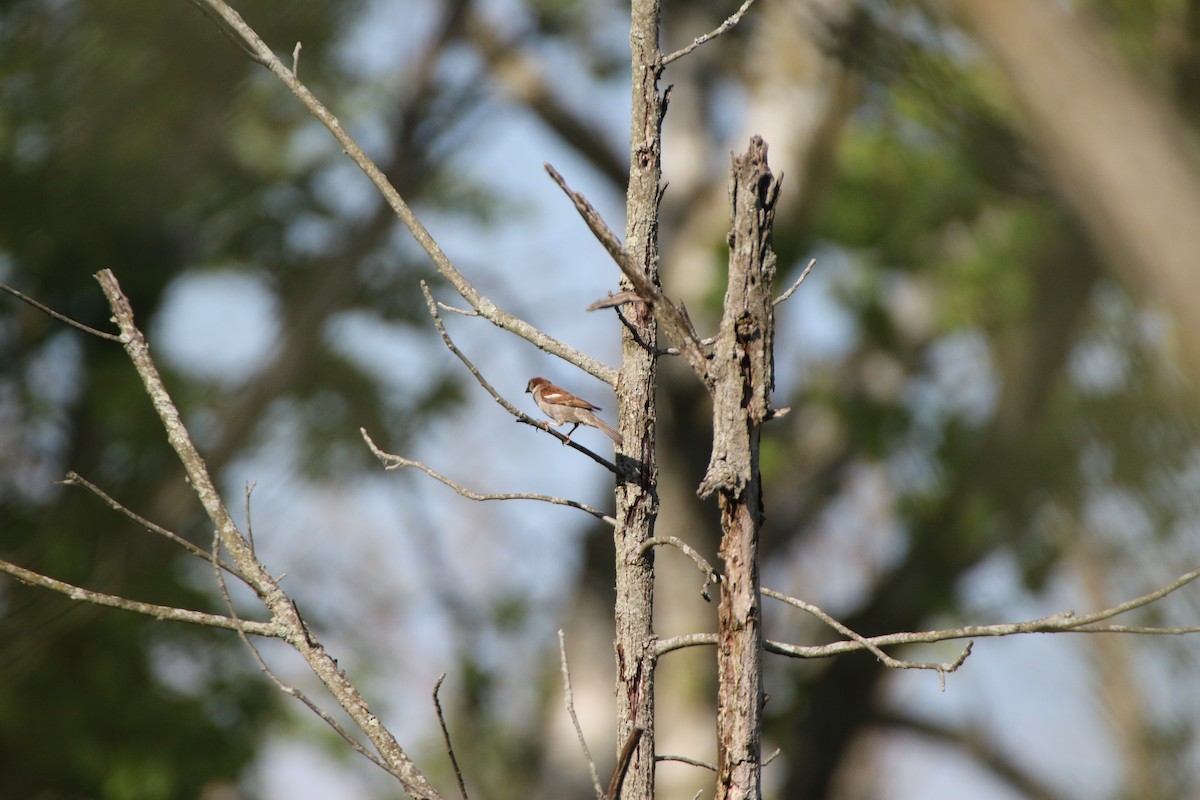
0, 557, 278, 635
545, 163, 712, 382
662, 0, 760, 66
58, 470, 245, 581
587, 291, 645, 312
210, 530, 393, 778
189, 0, 614, 385
544, 162, 631, 271
418, 281, 625, 477
656, 633, 718, 657
773, 258, 816, 306
95, 268, 441, 799
642, 536, 720, 601
559, 631, 605, 800
362, 428, 616, 525
765, 562, 1200, 659
656, 754, 716, 771
762, 587, 972, 676
436, 301, 480, 317
605, 727, 645, 800
433, 675, 470, 800
658, 558, 1200, 664
243, 481, 258, 556
0, 282, 121, 341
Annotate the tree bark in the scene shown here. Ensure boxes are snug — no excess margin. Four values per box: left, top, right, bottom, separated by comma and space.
613, 1, 664, 797
702, 136, 781, 800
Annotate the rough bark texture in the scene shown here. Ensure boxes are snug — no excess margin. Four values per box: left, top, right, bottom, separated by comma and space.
702, 137, 780, 800
613, 1, 664, 797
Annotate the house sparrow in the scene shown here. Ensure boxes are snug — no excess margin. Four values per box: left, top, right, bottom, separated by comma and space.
525, 377, 623, 447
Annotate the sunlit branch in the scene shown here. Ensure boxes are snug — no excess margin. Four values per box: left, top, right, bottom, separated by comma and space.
416, 280, 624, 477
0, 557, 278, 636
662, 0, 760, 66
362, 428, 617, 526
188, 0, 615, 385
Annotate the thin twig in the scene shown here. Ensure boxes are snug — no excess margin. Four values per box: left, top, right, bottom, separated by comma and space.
362, 429, 616, 525
586, 291, 644, 312
433, 675, 469, 800
0, 557, 278, 635
651, 519, 1200, 674
244, 481, 257, 556
773, 258, 816, 306
613, 305, 669, 357
0, 282, 121, 341
418, 280, 624, 478
642, 536, 721, 601
762, 565, 1200, 657
605, 727, 645, 800
559, 631, 604, 800
210, 530, 394, 778
656, 633, 717, 656
762, 587, 971, 676
436, 301, 479, 317
662, 0, 760, 66
656, 754, 716, 771
58, 471, 246, 581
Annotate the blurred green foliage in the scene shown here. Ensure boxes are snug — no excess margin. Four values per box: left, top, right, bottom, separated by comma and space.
0, 0, 482, 795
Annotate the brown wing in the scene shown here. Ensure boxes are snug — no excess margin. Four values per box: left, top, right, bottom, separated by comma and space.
539, 381, 601, 411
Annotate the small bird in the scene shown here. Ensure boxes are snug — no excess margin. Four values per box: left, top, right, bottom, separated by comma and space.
526, 377, 623, 447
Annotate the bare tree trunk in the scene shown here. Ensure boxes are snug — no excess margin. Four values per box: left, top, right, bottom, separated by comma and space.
701, 136, 781, 800
613, 1, 664, 797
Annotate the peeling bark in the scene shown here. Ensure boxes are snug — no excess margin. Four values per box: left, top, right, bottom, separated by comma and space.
703, 136, 780, 800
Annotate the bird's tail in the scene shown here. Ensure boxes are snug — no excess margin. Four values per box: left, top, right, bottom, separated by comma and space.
595, 417, 623, 448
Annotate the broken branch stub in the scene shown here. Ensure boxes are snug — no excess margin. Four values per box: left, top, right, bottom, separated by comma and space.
699, 135, 781, 501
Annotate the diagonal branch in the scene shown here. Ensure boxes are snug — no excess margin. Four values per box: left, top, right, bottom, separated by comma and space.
187, 0, 609, 384
543, 163, 630, 272
0, 282, 122, 341
188, 0, 614, 385
773, 258, 816, 306
59, 470, 246, 581
0, 557, 279, 635
544, 163, 710, 381
661, 0, 760, 66
361, 428, 617, 525
210, 530, 394, 778
418, 281, 624, 477
95, 268, 441, 799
